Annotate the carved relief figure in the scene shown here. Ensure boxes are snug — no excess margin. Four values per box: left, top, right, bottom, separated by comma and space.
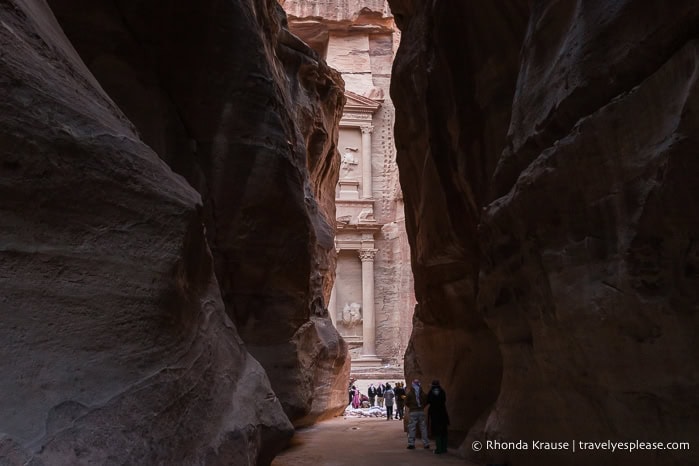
340, 147, 358, 177
341, 302, 362, 326
336, 215, 352, 225
357, 208, 375, 222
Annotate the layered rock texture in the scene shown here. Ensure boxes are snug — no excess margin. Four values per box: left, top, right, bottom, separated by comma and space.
389, 1, 699, 465
1, 0, 347, 463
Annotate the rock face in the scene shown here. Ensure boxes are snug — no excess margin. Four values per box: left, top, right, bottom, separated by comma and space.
389, 1, 699, 465
44, 0, 350, 427
1, 0, 347, 464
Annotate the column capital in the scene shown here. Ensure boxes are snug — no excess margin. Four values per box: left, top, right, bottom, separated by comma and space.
358, 248, 378, 262
360, 125, 374, 135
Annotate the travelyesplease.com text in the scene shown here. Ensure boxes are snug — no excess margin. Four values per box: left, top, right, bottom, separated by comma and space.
471, 439, 690, 453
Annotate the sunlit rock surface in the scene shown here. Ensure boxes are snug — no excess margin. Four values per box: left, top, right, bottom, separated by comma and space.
0, 0, 348, 463
388, 1, 699, 465
283, 0, 415, 369
283, 0, 393, 24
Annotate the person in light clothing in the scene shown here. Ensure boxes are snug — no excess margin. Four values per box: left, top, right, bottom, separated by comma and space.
383, 383, 395, 420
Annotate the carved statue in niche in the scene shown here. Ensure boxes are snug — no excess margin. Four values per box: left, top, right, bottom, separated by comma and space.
357, 208, 375, 222
340, 147, 358, 177
341, 302, 362, 326
336, 215, 352, 225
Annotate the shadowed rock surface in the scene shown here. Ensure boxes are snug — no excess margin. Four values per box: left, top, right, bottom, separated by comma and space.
44, 0, 350, 427
1, 0, 347, 463
388, 1, 699, 465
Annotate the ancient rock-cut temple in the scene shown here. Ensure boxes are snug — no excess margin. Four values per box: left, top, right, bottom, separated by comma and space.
283, 0, 415, 371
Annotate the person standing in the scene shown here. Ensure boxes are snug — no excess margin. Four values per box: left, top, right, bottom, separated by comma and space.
394, 382, 406, 420
368, 383, 377, 406
427, 380, 449, 454
404, 378, 429, 450
376, 383, 385, 408
383, 383, 395, 420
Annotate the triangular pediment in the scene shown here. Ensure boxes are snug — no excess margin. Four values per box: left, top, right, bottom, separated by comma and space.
344, 91, 381, 113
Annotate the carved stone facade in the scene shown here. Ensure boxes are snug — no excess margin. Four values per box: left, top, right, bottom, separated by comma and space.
283, 0, 414, 369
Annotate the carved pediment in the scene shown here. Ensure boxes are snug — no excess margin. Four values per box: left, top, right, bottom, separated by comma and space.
344, 90, 381, 114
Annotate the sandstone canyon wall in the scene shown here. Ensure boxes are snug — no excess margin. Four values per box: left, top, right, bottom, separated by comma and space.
0, 0, 347, 463
389, 1, 699, 465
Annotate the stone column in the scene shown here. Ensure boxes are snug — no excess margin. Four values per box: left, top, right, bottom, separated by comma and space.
358, 248, 378, 356
328, 282, 337, 327
360, 125, 373, 198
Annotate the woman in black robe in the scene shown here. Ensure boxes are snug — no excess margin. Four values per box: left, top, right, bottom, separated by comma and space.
427, 380, 449, 454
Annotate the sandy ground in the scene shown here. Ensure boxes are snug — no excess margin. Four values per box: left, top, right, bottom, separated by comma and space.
272, 415, 480, 466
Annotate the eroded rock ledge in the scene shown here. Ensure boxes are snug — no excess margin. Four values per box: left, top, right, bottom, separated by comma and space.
388, 1, 699, 465
1, 0, 348, 463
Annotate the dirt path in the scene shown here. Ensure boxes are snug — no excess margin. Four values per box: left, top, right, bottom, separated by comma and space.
272, 416, 480, 466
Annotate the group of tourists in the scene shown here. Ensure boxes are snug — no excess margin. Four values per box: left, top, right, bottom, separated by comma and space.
347, 378, 450, 455
347, 381, 403, 419
348, 382, 390, 410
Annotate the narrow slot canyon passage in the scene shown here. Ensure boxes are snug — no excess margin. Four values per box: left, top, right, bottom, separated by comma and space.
1, 0, 698, 465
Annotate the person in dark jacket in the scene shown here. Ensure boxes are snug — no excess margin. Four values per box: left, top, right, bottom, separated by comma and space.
376, 383, 385, 407
427, 380, 449, 454
394, 382, 406, 419
368, 383, 377, 406
404, 379, 430, 450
